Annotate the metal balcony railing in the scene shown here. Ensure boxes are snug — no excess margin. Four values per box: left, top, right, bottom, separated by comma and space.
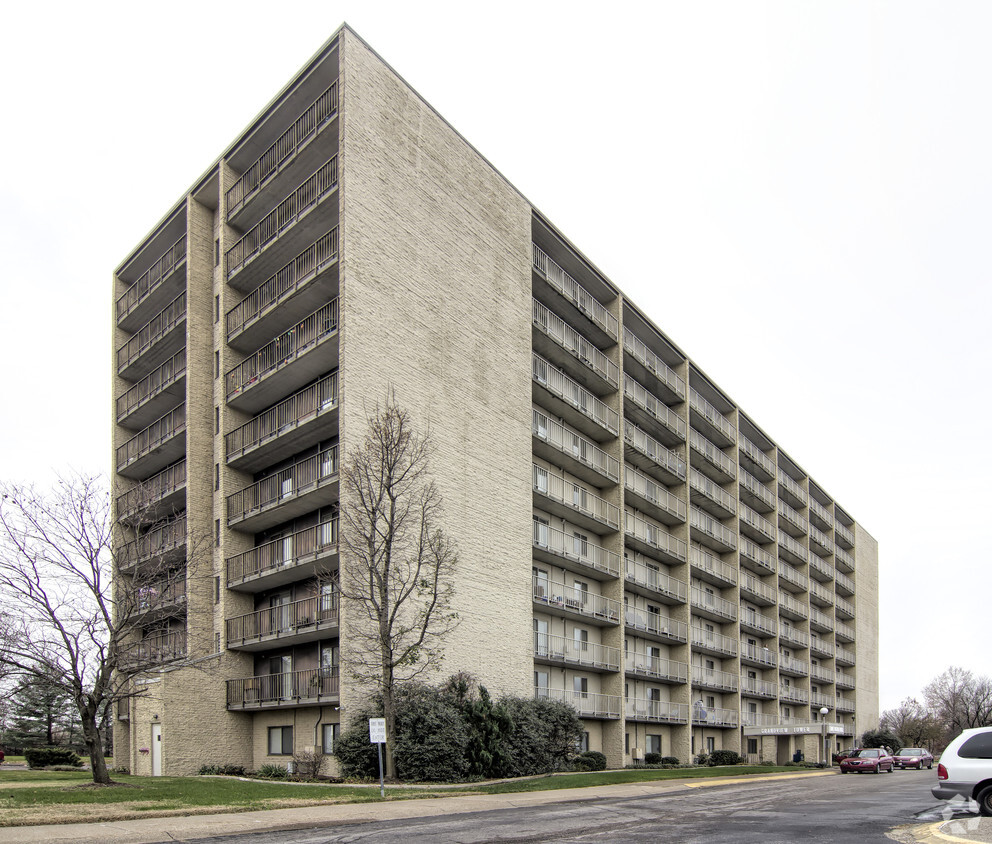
835, 596, 855, 618
227, 156, 339, 280
135, 578, 186, 615
779, 532, 809, 564
778, 589, 809, 618
740, 607, 777, 635
689, 545, 738, 586
622, 328, 685, 400
739, 435, 775, 478
836, 696, 855, 712
625, 511, 689, 563
533, 523, 621, 578
741, 644, 777, 667
533, 465, 620, 530
835, 620, 856, 642
533, 299, 619, 388
690, 469, 736, 514
810, 635, 835, 656
742, 677, 778, 698
835, 646, 856, 665
228, 446, 338, 524
739, 469, 775, 510
740, 504, 775, 543
835, 570, 855, 594
226, 594, 338, 645
532, 577, 621, 624
227, 228, 339, 341
740, 537, 776, 574
778, 499, 808, 534
623, 376, 686, 440
534, 633, 621, 671
227, 669, 339, 708
810, 663, 835, 681
780, 685, 809, 704
117, 349, 186, 422
739, 572, 775, 603
689, 506, 737, 549
692, 665, 738, 691
809, 580, 834, 605
780, 655, 809, 675
120, 631, 186, 671
625, 422, 686, 480
625, 608, 688, 642
835, 546, 855, 570
625, 653, 688, 683
779, 624, 809, 647
532, 244, 618, 340
116, 459, 186, 522
538, 687, 621, 719
811, 693, 835, 709
227, 81, 339, 217
624, 465, 686, 522
688, 429, 736, 478
533, 410, 619, 483
625, 557, 687, 603
226, 519, 337, 585
809, 552, 833, 581
116, 292, 187, 373
836, 671, 856, 688
778, 471, 808, 507
116, 405, 186, 472
116, 235, 187, 323
835, 521, 855, 548
810, 498, 833, 529
691, 587, 737, 621
810, 525, 834, 555
693, 705, 738, 727
533, 354, 619, 435
626, 698, 689, 724
742, 712, 781, 727
688, 388, 736, 443
690, 627, 738, 656
120, 515, 186, 569
778, 561, 808, 592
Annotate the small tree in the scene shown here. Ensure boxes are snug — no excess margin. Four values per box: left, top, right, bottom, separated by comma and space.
924, 667, 992, 741
860, 728, 900, 750
7, 673, 77, 748
339, 397, 459, 779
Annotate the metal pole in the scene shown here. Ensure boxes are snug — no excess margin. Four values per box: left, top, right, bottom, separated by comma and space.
377, 742, 385, 798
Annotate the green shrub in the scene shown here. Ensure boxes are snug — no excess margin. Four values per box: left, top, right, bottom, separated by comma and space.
24, 747, 82, 768
694, 752, 709, 766
572, 757, 594, 772
708, 750, 742, 766
660, 756, 679, 765
256, 763, 289, 779
498, 696, 584, 778
577, 750, 607, 771
644, 752, 661, 764
198, 763, 249, 776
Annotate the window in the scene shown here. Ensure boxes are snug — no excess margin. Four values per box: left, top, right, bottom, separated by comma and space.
215, 519, 221, 546
215, 350, 220, 378
572, 533, 589, 558
706, 696, 715, 708
578, 732, 590, 752
215, 463, 220, 491
573, 627, 588, 651
572, 484, 588, 512
215, 406, 220, 434
268, 726, 293, 755
534, 618, 549, 656
214, 576, 220, 604
534, 670, 549, 696
706, 737, 715, 754
959, 733, 992, 759
532, 567, 549, 598
533, 465, 548, 494
625, 733, 630, 753
214, 293, 220, 321
214, 239, 220, 267
646, 734, 662, 755
573, 676, 588, 698
747, 738, 758, 755
322, 723, 339, 755
533, 517, 550, 548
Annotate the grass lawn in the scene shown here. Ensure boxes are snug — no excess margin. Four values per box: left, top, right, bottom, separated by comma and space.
0, 764, 803, 827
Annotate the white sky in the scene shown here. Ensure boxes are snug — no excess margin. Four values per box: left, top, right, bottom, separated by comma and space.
1, 1, 988, 716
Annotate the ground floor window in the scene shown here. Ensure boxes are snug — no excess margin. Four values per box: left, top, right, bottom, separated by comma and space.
646, 734, 662, 755
747, 738, 758, 755
322, 723, 339, 754
577, 731, 590, 752
268, 725, 293, 755
706, 737, 715, 754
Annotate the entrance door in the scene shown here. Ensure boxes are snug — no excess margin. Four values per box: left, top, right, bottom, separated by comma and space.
150, 723, 162, 776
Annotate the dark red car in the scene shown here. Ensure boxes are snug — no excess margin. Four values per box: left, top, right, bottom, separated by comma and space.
893, 747, 933, 769
840, 748, 895, 774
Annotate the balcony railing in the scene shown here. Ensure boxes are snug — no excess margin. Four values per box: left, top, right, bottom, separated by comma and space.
780, 685, 809, 704
226, 371, 337, 462
116, 235, 187, 323
135, 578, 186, 616
742, 677, 778, 698
227, 228, 339, 341
835, 620, 856, 642
623, 376, 686, 441
625, 557, 687, 603
809, 552, 834, 581
228, 446, 338, 524
689, 545, 738, 586
811, 693, 835, 709
810, 636, 835, 658
625, 422, 687, 480
778, 560, 808, 592
836, 671, 856, 689
740, 504, 776, 543
742, 712, 782, 727
739, 573, 776, 604
533, 354, 619, 436
810, 525, 834, 555
625, 653, 688, 683
778, 471, 808, 507
690, 627, 738, 656
780, 655, 809, 675
116, 405, 186, 472
119, 631, 186, 671
226, 81, 339, 217
532, 299, 618, 388
809, 580, 834, 606
835, 521, 855, 548
811, 663, 835, 681
625, 609, 688, 643
835, 596, 855, 618
532, 577, 621, 624
692, 666, 738, 691
779, 532, 809, 564
622, 328, 685, 400
120, 515, 186, 569
779, 625, 809, 647
835, 570, 855, 595
624, 465, 686, 523
538, 687, 621, 719
740, 607, 777, 636
116, 459, 186, 523
226, 519, 337, 586
693, 705, 738, 727
533, 410, 619, 483
117, 349, 186, 422
688, 388, 736, 444
778, 589, 809, 618
691, 587, 737, 621
532, 244, 618, 340
626, 698, 688, 724
740, 537, 776, 574
778, 499, 808, 534
689, 506, 737, 550
690, 469, 736, 515
227, 156, 339, 280
836, 696, 855, 712
226, 594, 338, 646
739, 436, 775, 479
116, 292, 186, 373
227, 668, 339, 708
533, 465, 620, 530
810, 498, 833, 529
835, 646, 856, 665
810, 608, 834, 631
688, 429, 736, 478
835, 546, 855, 571
625, 511, 688, 563
741, 644, 777, 667
534, 633, 621, 671
533, 523, 621, 578
740, 469, 775, 511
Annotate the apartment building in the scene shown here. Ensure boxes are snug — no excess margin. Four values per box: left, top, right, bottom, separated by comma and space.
111, 25, 879, 776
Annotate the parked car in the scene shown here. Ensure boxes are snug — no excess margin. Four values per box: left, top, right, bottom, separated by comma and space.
833, 747, 859, 764
839, 747, 895, 774
893, 747, 933, 769
933, 727, 992, 816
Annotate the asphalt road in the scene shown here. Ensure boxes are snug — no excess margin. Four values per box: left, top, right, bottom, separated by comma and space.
186, 768, 959, 844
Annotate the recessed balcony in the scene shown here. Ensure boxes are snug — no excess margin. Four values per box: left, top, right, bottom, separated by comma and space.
779, 624, 809, 647
836, 671, 855, 690
625, 511, 688, 565
533, 354, 619, 441
777, 560, 808, 594
534, 633, 621, 673
778, 499, 807, 538
780, 686, 809, 705
739, 572, 776, 606
739, 469, 775, 513
778, 532, 808, 567
532, 299, 618, 395
625, 653, 688, 684
622, 328, 685, 404
688, 388, 736, 447
835, 596, 855, 620
116, 234, 187, 332
779, 655, 809, 677
226, 519, 338, 592
809, 580, 834, 608
625, 557, 687, 604
227, 669, 339, 711
689, 506, 736, 553
835, 620, 855, 643
778, 588, 808, 620
116, 459, 186, 527
741, 644, 777, 669
810, 636, 834, 659
835, 521, 855, 550
739, 436, 775, 482
532, 410, 619, 487
117, 292, 186, 381
227, 229, 339, 352
688, 429, 736, 484
117, 350, 186, 430
228, 447, 338, 533
810, 661, 834, 681
623, 375, 686, 446
539, 687, 621, 720
739, 537, 776, 576
836, 695, 855, 713
226, 372, 338, 473
835, 546, 855, 573
532, 244, 618, 345
625, 422, 686, 485
740, 607, 777, 636
626, 698, 689, 724
625, 609, 687, 644
739, 504, 775, 545
689, 545, 737, 588
690, 627, 737, 657
116, 404, 186, 480
120, 516, 186, 573
533, 465, 620, 534
808, 552, 834, 583
741, 677, 778, 699
624, 465, 685, 526
689, 469, 736, 519
533, 523, 621, 581
226, 156, 339, 292
691, 587, 737, 623
532, 577, 621, 626
226, 594, 338, 651
835, 646, 855, 666
692, 666, 739, 692
119, 631, 186, 672
809, 608, 834, 633
811, 693, 835, 709
809, 525, 834, 557
693, 704, 738, 728
834, 569, 855, 596
133, 578, 187, 623
778, 471, 808, 509
809, 498, 833, 532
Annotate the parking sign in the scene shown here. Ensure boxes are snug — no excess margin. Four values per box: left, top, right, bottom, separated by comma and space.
369, 718, 386, 744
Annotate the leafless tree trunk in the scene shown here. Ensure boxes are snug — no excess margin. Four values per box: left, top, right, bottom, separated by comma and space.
338, 397, 459, 780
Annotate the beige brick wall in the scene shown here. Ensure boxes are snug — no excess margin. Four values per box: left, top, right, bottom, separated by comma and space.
854, 524, 879, 733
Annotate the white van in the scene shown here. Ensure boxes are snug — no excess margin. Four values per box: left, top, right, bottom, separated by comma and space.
933, 726, 992, 815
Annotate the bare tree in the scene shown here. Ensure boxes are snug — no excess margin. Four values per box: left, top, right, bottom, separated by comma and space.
924, 667, 992, 739
339, 398, 459, 779
880, 697, 943, 750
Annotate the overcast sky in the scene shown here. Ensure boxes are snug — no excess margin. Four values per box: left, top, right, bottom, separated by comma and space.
1, 1, 988, 715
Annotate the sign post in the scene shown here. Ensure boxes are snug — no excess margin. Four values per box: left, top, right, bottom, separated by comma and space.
369, 718, 387, 797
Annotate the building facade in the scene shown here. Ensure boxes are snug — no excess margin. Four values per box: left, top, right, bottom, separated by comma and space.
112, 26, 879, 776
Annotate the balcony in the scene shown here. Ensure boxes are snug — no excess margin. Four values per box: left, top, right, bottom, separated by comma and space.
809, 498, 833, 532
688, 429, 736, 483
116, 234, 187, 332
692, 665, 738, 692
741, 677, 778, 699
134, 578, 187, 621
835, 569, 855, 596
116, 459, 186, 526
532, 244, 618, 343
835, 521, 855, 549
835, 546, 855, 572
741, 712, 782, 728
689, 469, 736, 519
689, 389, 736, 447
227, 81, 339, 223
739, 607, 777, 636
226, 156, 339, 291
836, 671, 855, 689
625, 511, 688, 565
689, 507, 736, 553
739, 469, 775, 513
835, 596, 855, 620
622, 328, 685, 404
780, 686, 809, 705
741, 644, 777, 668
119, 631, 186, 672
689, 545, 737, 588
778, 499, 807, 537
778, 590, 809, 621
533, 523, 621, 580
778, 471, 808, 509
623, 376, 686, 446
693, 704, 738, 728
809, 525, 834, 557
739, 504, 775, 545
835, 620, 856, 643
226, 372, 338, 472
739, 537, 776, 575
691, 587, 737, 623
117, 292, 187, 381
624, 465, 686, 526
811, 693, 835, 709
810, 662, 834, 681
779, 655, 809, 677
534, 633, 621, 672
226, 301, 339, 413
836, 696, 855, 713
835, 647, 856, 666
227, 228, 339, 352
809, 552, 834, 583
779, 624, 809, 647
227, 519, 338, 591
116, 404, 186, 480
778, 532, 808, 567
533, 355, 619, 441
117, 349, 186, 429
532, 410, 619, 486
739, 573, 776, 606
739, 436, 775, 481
120, 516, 186, 572
533, 577, 621, 626
809, 580, 834, 608
778, 561, 809, 594
533, 465, 620, 534
625, 653, 688, 684
226, 594, 338, 651
227, 668, 339, 711
625, 422, 686, 485
625, 609, 687, 644
539, 687, 621, 720
810, 634, 835, 658
626, 698, 688, 725
228, 447, 338, 532
690, 627, 737, 657
533, 299, 618, 394
625, 557, 687, 604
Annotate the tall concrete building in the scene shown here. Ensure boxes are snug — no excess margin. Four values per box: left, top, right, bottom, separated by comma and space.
112, 25, 878, 776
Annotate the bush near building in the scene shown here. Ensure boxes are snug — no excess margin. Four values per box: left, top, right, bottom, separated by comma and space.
24, 747, 83, 768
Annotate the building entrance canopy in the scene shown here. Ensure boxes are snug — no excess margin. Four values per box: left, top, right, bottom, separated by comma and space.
743, 722, 845, 737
